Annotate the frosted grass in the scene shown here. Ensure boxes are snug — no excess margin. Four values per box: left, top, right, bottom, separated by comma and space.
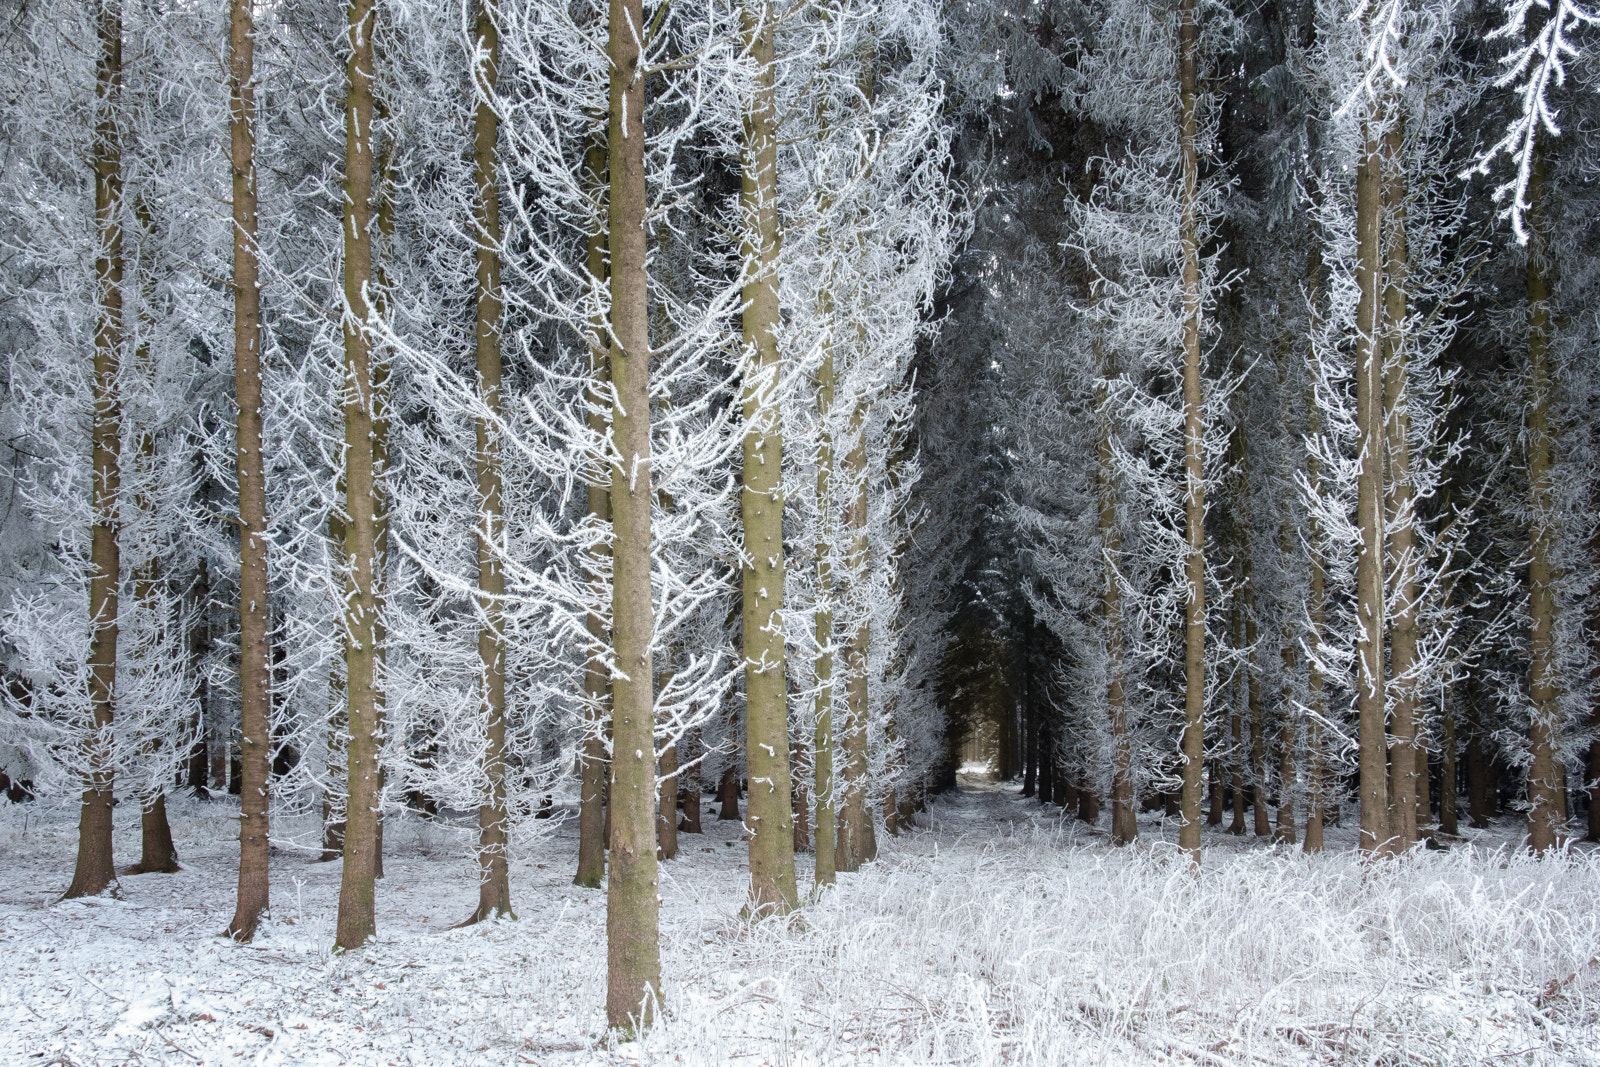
2, 784, 1597, 1065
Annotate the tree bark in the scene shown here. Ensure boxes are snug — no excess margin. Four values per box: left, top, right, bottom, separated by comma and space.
1524, 136, 1560, 854
835, 402, 876, 871
65, 0, 125, 904
464, 0, 513, 923
812, 329, 837, 887
1381, 118, 1420, 851
604, 0, 661, 1023
658, 740, 678, 861
1440, 685, 1459, 836
1354, 99, 1391, 856
1099, 368, 1135, 845
1175, 0, 1207, 864
333, 0, 382, 951
718, 764, 742, 820
575, 132, 611, 890
739, 0, 795, 915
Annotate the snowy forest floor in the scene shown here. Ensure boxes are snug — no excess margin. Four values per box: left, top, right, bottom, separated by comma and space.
4, 776, 1600, 1067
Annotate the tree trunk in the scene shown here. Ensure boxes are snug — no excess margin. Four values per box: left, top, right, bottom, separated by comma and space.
1275, 643, 1297, 845
791, 739, 810, 852
65, 0, 125, 904
1077, 785, 1099, 825
658, 741, 678, 861
1175, 0, 1207, 864
812, 337, 837, 887
1099, 371, 1136, 845
1381, 118, 1420, 851
1353, 98, 1391, 856
1440, 687, 1459, 836
464, 0, 513, 923
1245, 555, 1270, 838
604, 0, 661, 1022
333, 0, 381, 951
1521, 138, 1561, 852
835, 400, 876, 871
738, 1, 795, 916
575, 133, 611, 891
679, 747, 702, 834
718, 764, 742, 820
1466, 677, 1493, 828
187, 557, 211, 798
1207, 760, 1223, 825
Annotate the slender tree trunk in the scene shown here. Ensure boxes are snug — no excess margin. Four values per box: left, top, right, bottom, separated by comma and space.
680, 741, 702, 834
1440, 685, 1459, 836
333, 0, 381, 950
1466, 676, 1493, 828
1275, 641, 1297, 845
1098, 371, 1136, 845
125, 200, 179, 878
1524, 137, 1561, 854
187, 558, 211, 798
1354, 100, 1391, 856
835, 402, 876, 871
1305, 508, 1326, 854
739, 0, 795, 915
791, 738, 810, 852
1021, 694, 1037, 798
575, 133, 611, 890
1175, 0, 1207, 864
1245, 554, 1270, 838
718, 764, 742, 820
658, 741, 678, 861
65, 0, 125, 904
604, 0, 661, 1023
1382, 118, 1420, 851
812, 338, 837, 886
464, 0, 513, 923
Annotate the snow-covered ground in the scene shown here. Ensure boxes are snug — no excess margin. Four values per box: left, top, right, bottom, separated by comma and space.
3, 777, 1599, 1066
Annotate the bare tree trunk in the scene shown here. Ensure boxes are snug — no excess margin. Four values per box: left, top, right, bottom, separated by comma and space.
65, 0, 125, 904
1099, 371, 1135, 846
1175, 0, 1207, 864
1245, 555, 1270, 838
790, 738, 809, 852
1381, 118, 1419, 851
812, 336, 837, 887
1524, 136, 1561, 854
333, 0, 381, 950
658, 741, 678, 861
739, 0, 795, 915
604, 0, 661, 1023
1440, 685, 1459, 836
1275, 642, 1297, 845
464, 0, 513, 923
1466, 676, 1493, 828
835, 402, 876, 871
575, 133, 611, 890
679, 740, 702, 834
1353, 98, 1391, 856
718, 764, 742, 820
1207, 760, 1223, 825
125, 199, 179, 878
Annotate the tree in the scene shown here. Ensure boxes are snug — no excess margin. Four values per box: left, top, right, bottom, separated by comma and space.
225, 0, 271, 940
333, 0, 384, 951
